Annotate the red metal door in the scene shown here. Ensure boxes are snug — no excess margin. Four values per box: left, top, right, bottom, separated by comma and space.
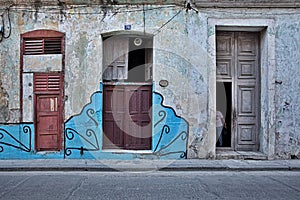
103, 84, 152, 150
34, 73, 63, 151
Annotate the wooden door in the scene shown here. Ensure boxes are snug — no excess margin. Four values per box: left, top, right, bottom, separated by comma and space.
216, 31, 260, 151
126, 86, 152, 150
103, 84, 152, 150
102, 85, 125, 149
34, 73, 63, 151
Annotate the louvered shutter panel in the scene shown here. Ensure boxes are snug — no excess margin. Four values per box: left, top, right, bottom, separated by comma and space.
24, 38, 62, 55
34, 74, 62, 92
44, 38, 62, 54
103, 37, 128, 80
24, 39, 44, 55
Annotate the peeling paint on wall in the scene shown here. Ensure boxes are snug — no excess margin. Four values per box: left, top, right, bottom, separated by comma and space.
0, 3, 299, 159
275, 19, 300, 159
0, 79, 9, 123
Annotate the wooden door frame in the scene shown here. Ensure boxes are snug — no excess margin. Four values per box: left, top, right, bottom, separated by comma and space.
34, 72, 64, 151
20, 30, 65, 151
208, 18, 276, 158
20, 30, 65, 122
216, 31, 260, 151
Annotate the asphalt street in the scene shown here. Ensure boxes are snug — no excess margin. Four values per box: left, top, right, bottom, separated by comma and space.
0, 171, 299, 200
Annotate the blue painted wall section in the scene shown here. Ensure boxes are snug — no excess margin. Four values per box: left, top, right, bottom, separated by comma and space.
64, 91, 102, 159
0, 124, 63, 159
64, 84, 188, 159
0, 124, 33, 158
0, 85, 188, 160
152, 92, 188, 158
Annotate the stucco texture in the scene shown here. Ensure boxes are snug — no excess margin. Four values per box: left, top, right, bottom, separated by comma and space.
0, 4, 299, 159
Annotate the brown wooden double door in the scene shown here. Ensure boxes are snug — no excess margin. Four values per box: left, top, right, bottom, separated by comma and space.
103, 84, 152, 150
216, 31, 260, 151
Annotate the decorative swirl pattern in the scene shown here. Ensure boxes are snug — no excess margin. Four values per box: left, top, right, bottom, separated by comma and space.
154, 110, 166, 128
154, 125, 170, 152
0, 125, 32, 153
152, 92, 189, 159
65, 128, 75, 140
181, 131, 188, 140
180, 151, 187, 158
65, 148, 72, 156
65, 128, 99, 156
154, 130, 188, 158
86, 108, 98, 127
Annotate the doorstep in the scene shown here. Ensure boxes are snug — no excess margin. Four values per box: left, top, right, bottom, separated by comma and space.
216, 150, 268, 160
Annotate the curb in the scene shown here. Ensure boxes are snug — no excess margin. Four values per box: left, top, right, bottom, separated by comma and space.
0, 159, 299, 172
0, 166, 299, 172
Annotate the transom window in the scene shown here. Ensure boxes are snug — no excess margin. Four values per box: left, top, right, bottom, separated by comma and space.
102, 35, 153, 82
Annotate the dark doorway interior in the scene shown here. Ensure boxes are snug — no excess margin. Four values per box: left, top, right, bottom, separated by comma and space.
127, 37, 152, 82
216, 82, 231, 147
128, 38, 145, 82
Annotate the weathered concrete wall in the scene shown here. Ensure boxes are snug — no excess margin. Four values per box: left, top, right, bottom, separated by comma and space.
0, 79, 9, 123
275, 15, 300, 159
0, 3, 299, 159
201, 8, 300, 159
0, 9, 21, 123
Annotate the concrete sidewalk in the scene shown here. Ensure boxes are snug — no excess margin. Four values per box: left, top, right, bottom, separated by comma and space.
0, 159, 299, 172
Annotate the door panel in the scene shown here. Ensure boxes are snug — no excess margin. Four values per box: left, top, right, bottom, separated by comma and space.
103, 85, 152, 150
34, 73, 63, 151
36, 95, 60, 150
103, 86, 125, 149
235, 32, 259, 151
126, 86, 151, 150
237, 84, 257, 117
217, 31, 260, 151
237, 59, 257, 79
216, 32, 234, 80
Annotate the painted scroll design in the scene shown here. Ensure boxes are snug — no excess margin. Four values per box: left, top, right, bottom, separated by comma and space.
86, 108, 99, 127
64, 91, 101, 157
153, 92, 189, 159
154, 110, 166, 127
154, 130, 188, 158
0, 125, 32, 153
65, 128, 99, 156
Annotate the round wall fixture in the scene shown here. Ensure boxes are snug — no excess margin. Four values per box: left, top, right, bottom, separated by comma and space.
159, 80, 169, 87
134, 37, 143, 46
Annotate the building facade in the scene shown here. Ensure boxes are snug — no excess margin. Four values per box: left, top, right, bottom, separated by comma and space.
0, 0, 299, 160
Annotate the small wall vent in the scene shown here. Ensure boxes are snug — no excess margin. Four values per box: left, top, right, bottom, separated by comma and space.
24, 38, 62, 55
